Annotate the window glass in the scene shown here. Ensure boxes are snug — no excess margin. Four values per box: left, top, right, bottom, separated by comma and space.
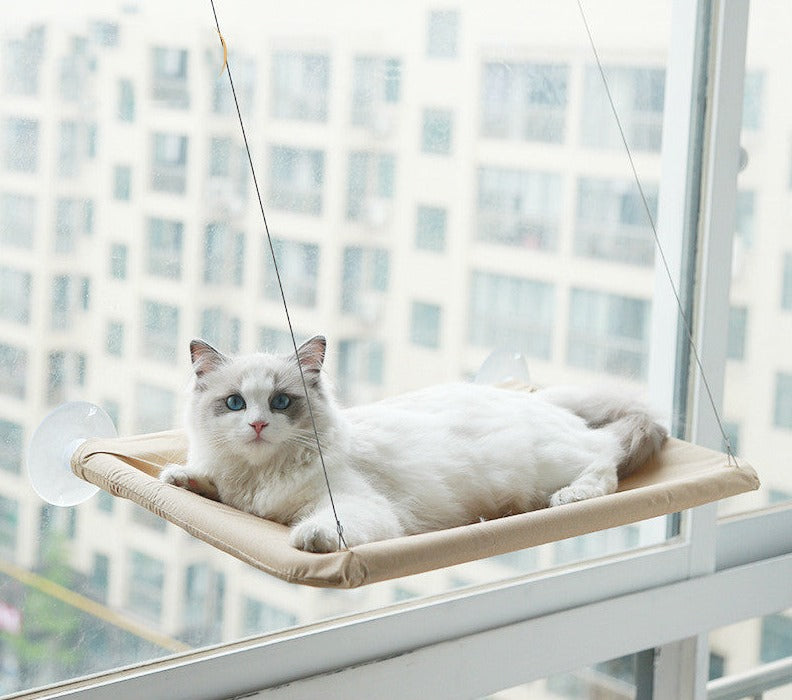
421, 108, 453, 154
415, 205, 446, 252
426, 10, 458, 59
272, 52, 330, 122
0, 1, 676, 691
709, 609, 792, 696
720, 3, 792, 514
487, 650, 653, 699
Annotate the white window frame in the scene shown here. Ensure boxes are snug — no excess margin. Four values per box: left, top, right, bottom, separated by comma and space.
35, 2, 792, 698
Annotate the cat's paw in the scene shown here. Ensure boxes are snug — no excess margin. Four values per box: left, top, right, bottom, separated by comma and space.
289, 520, 341, 553
549, 485, 603, 507
159, 465, 220, 500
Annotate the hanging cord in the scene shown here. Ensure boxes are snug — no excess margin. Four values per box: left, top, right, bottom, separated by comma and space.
208, 0, 347, 548
575, 0, 737, 467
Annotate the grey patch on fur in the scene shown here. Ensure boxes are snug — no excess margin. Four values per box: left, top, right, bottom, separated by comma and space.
271, 392, 306, 422
212, 396, 233, 417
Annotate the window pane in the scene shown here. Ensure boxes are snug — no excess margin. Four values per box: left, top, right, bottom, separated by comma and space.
0, 2, 676, 690
720, 3, 792, 514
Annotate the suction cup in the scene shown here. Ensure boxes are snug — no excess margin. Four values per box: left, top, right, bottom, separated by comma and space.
474, 349, 531, 386
27, 401, 117, 507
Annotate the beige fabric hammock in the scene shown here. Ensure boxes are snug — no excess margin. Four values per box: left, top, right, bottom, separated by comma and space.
70, 429, 759, 589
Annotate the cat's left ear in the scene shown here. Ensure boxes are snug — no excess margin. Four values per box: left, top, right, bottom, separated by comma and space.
190, 339, 227, 378
295, 335, 326, 375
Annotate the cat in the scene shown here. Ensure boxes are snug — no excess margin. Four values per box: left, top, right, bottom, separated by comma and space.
159, 336, 667, 553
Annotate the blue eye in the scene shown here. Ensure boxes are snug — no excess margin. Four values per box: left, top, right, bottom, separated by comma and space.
225, 394, 246, 411
271, 393, 291, 410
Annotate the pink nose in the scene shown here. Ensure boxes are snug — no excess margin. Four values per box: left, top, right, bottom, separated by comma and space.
249, 421, 268, 435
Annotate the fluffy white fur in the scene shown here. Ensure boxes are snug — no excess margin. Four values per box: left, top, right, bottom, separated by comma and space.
160, 336, 667, 553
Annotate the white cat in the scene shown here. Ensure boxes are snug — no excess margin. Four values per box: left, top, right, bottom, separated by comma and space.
160, 336, 667, 553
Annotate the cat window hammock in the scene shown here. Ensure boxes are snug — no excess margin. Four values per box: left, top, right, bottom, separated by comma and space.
68, 424, 757, 588
26, 1, 761, 588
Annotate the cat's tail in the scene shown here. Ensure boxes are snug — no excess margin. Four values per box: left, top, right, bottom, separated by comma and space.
537, 384, 668, 478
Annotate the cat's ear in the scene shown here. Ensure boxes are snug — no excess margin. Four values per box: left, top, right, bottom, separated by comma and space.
190, 339, 227, 378
295, 335, 326, 375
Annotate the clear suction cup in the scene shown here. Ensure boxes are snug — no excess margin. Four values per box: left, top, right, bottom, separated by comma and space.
474, 348, 531, 385
27, 401, 117, 507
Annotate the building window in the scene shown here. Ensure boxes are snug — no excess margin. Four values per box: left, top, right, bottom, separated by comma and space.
426, 10, 459, 58
127, 550, 165, 622
760, 614, 792, 663
351, 56, 401, 127
208, 137, 247, 200
782, 253, 792, 311
774, 373, 792, 430
242, 597, 296, 636
262, 239, 319, 308
733, 189, 755, 251
51, 275, 74, 331
59, 44, 86, 102
481, 62, 568, 143
574, 177, 658, 266
114, 165, 131, 200
567, 288, 651, 380
91, 21, 118, 46
110, 243, 128, 280
201, 308, 241, 354
2, 117, 38, 173
96, 490, 114, 513
421, 109, 453, 154
0, 267, 31, 324
183, 564, 225, 644
272, 52, 330, 122
212, 53, 255, 112
147, 218, 183, 279
90, 553, 110, 604
477, 167, 562, 250
347, 151, 396, 222
260, 327, 306, 355
0, 419, 23, 474
106, 321, 124, 356
118, 79, 135, 121
337, 339, 385, 400
0, 192, 35, 249
151, 133, 188, 194
415, 205, 447, 252
130, 505, 167, 532
341, 246, 389, 316
2, 27, 44, 96
468, 271, 554, 359
151, 47, 189, 109
269, 146, 324, 215
141, 301, 180, 364
0, 344, 26, 399
0, 495, 18, 557
581, 66, 665, 152
742, 71, 763, 132
45, 351, 86, 406
204, 223, 244, 286
58, 121, 79, 177
410, 301, 442, 348
135, 383, 176, 434
54, 198, 93, 253
722, 421, 740, 456
726, 306, 747, 361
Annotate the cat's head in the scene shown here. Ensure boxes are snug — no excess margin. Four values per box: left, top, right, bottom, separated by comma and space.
185, 336, 330, 467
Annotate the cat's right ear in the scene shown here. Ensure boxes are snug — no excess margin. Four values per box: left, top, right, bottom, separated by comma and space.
190, 339, 227, 379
